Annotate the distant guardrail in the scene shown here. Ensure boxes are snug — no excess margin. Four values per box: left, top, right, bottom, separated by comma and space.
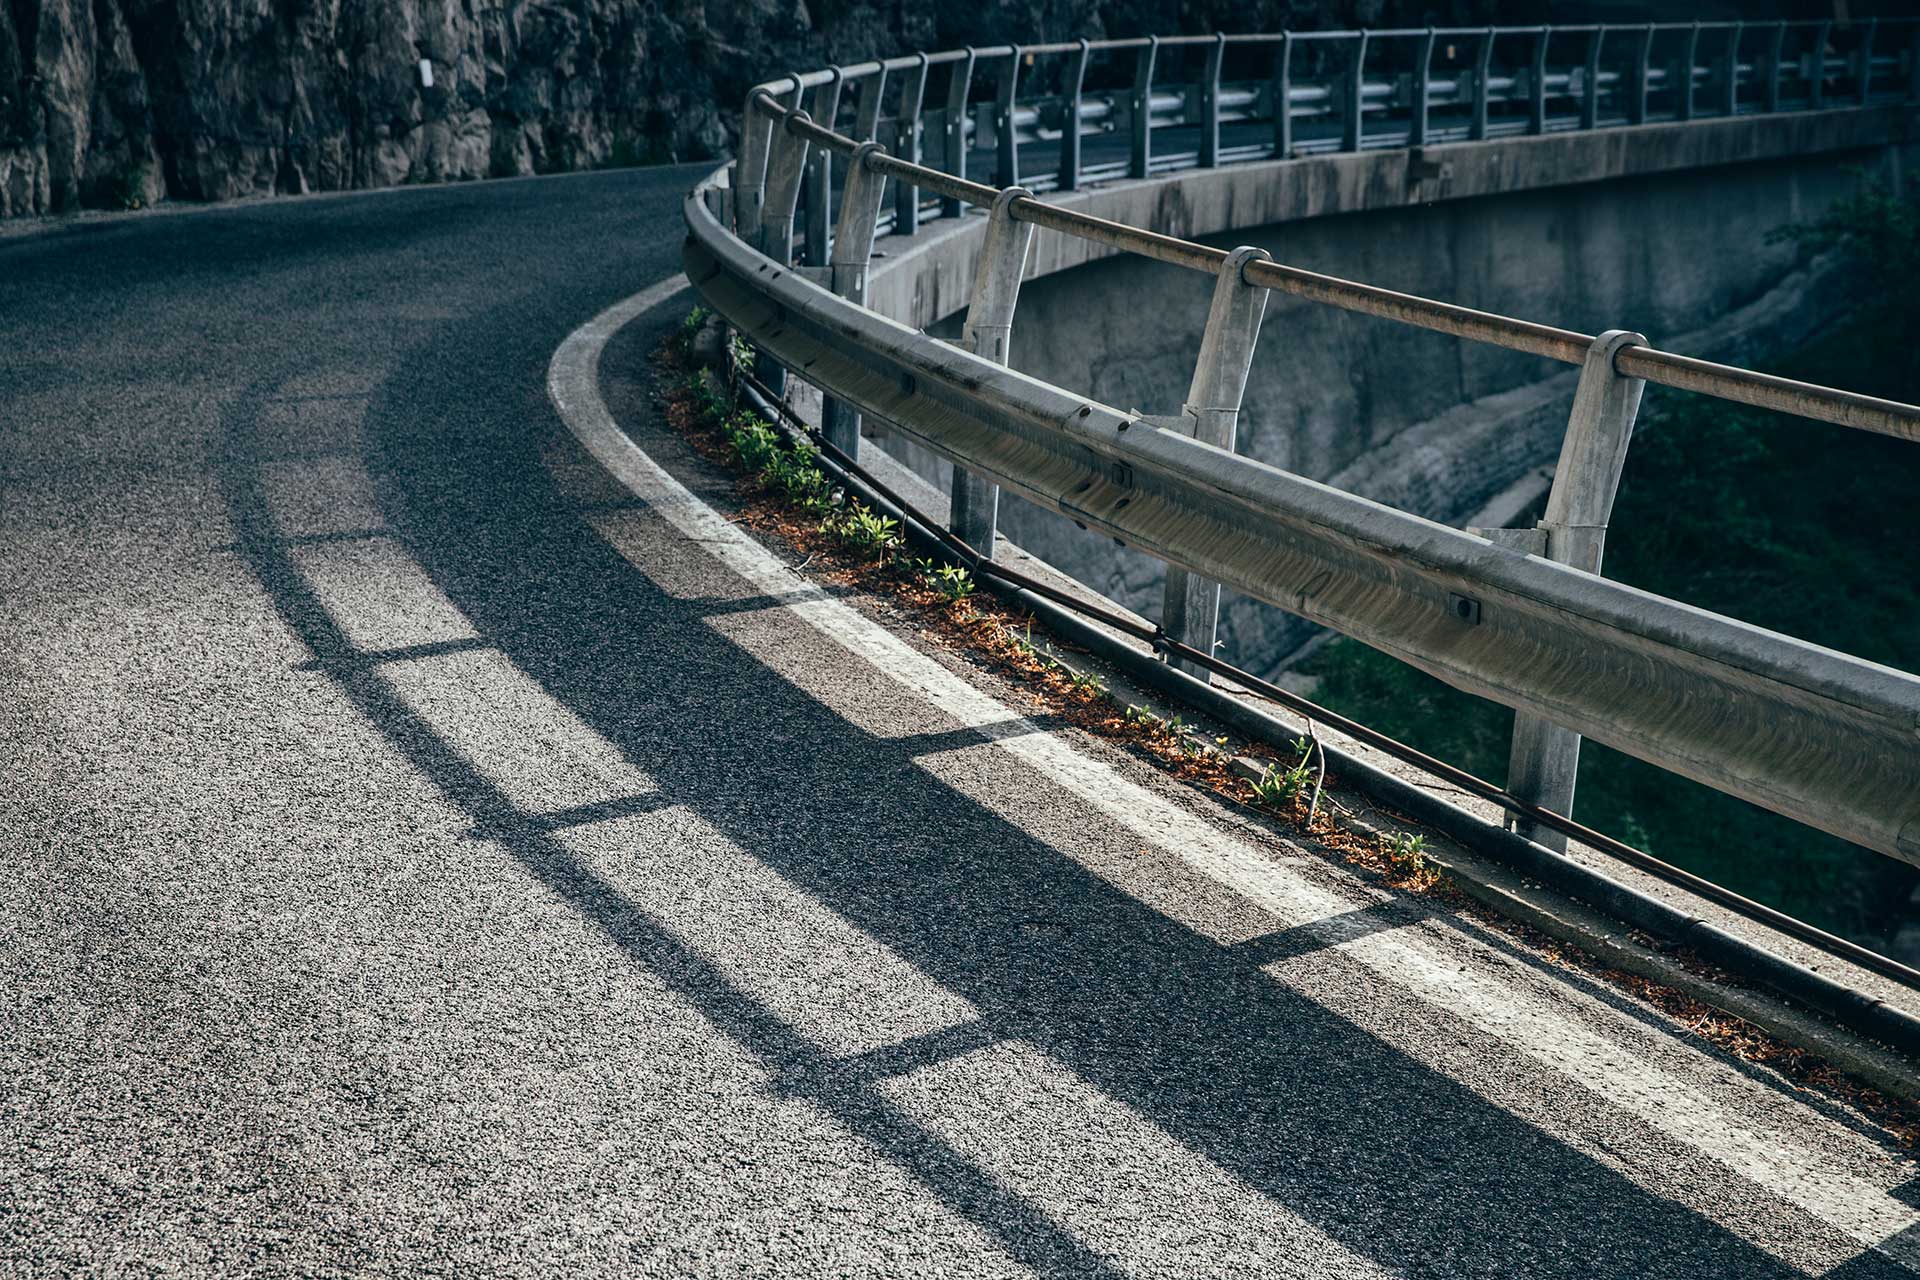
684, 21, 1920, 871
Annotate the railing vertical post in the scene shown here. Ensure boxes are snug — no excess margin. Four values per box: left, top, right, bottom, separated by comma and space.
1581, 27, 1605, 130
821, 142, 890, 461
802, 70, 844, 267
1344, 30, 1370, 151
1131, 37, 1159, 178
1677, 22, 1700, 122
1809, 20, 1832, 109
1059, 39, 1090, 192
1764, 22, 1786, 113
1723, 23, 1743, 116
1504, 329, 1647, 852
1201, 33, 1226, 168
738, 83, 801, 241
1161, 246, 1272, 682
758, 108, 811, 265
996, 47, 1022, 187
1272, 32, 1294, 158
892, 54, 928, 235
942, 48, 976, 218
1858, 18, 1879, 105
854, 66, 889, 140
1410, 28, 1437, 147
951, 188, 1036, 558
1630, 25, 1653, 124
756, 105, 812, 398
1527, 27, 1550, 134
1470, 30, 1493, 141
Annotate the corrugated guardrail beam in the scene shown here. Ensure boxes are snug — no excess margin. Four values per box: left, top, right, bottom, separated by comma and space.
683, 186, 1920, 867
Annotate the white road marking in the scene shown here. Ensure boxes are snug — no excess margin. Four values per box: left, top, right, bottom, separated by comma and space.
548, 278, 1920, 1267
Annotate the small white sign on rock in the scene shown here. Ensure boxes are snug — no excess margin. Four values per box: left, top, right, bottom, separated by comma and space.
418, 59, 434, 89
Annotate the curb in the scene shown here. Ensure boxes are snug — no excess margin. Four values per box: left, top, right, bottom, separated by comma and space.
736, 379, 1920, 1102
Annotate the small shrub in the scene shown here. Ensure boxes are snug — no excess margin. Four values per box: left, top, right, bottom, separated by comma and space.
822, 502, 904, 559
1382, 832, 1429, 874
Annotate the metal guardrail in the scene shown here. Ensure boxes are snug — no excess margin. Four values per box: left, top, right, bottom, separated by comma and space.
687, 23, 1920, 874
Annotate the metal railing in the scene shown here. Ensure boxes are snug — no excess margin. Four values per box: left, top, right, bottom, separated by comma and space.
689, 23, 1920, 885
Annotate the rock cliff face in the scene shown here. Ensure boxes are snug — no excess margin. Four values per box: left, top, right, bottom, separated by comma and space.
1, 0, 1503, 218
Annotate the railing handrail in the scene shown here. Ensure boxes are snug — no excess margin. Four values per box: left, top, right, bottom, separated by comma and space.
752, 77, 1920, 442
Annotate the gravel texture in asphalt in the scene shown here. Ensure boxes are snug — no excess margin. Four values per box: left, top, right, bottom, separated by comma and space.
2, 168, 1917, 1278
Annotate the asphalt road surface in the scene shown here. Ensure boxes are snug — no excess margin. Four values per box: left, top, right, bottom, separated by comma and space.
3, 167, 1918, 1277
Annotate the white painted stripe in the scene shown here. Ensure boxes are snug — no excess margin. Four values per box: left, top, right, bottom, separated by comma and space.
548, 279, 1919, 1264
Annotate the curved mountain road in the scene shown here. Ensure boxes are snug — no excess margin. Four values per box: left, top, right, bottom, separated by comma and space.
2, 168, 1917, 1277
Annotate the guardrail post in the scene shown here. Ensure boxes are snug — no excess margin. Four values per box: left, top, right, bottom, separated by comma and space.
942, 48, 976, 218
1528, 27, 1550, 134
1629, 25, 1653, 124
802, 70, 843, 267
1131, 37, 1158, 178
951, 188, 1037, 557
1677, 22, 1700, 121
1723, 23, 1743, 116
1470, 31, 1493, 141
892, 54, 929, 235
1764, 22, 1786, 112
1410, 28, 1437, 147
1503, 328, 1647, 852
737, 85, 796, 240
1857, 18, 1879, 105
1809, 20, 1831, 110
1272, 33, 1294, 158
854, 66, 889, 141
756, 104, 813, 397
1344, 30, 1370, 151
1581, 27, 1605, 130
822, 142, 889, 461
1161, 246, 1271, 682
1059, 39, 1090, 191
996, 47, 1022, 187
1200, 33, 1226, 167
759, 106, 811, 265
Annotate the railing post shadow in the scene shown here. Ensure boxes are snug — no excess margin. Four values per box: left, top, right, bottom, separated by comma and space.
951, 187, 1038, 557
1161, 245, 1272, 682
1497, 329, 1647, 852
823, 141, 889, 461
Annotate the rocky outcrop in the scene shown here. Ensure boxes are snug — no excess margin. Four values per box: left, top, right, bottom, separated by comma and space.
0, 0, 1493, 218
